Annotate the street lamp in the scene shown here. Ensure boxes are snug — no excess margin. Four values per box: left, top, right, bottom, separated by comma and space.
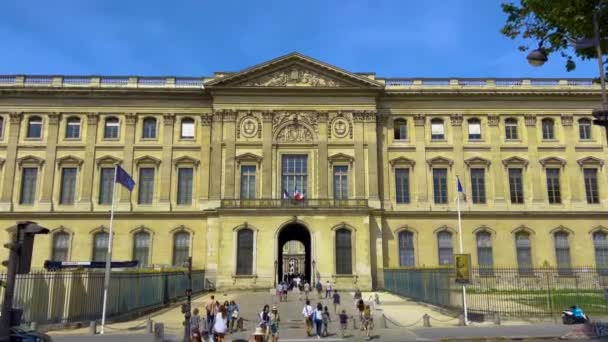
312, 260, 316, 285
274, 260, 278, 287
526, 47, 548, 67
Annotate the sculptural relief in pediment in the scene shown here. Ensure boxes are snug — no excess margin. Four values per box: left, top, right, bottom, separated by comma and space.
275, 124, 314, 143
238, 66, 346, 88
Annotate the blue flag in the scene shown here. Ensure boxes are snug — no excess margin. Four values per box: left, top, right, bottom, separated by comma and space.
115, 165, 135, 191
457, 176, 464, 193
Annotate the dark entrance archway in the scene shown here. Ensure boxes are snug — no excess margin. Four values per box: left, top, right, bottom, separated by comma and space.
277, 223, 311, 285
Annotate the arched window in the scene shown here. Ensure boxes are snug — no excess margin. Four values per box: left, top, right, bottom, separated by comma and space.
180, 118, 195, 139
142, 117, 157, 139
437, 231, 453, 265
541, 118, 555, 140
172, 231, 190, 266
505, 118, 518, 140
27, 116, 42, 138
92, 231, 109, 262
104, 117, 120, 139
398, 231, 415, 267
515, 232, 532, 275
430, 118, 445, 140
468, 118, 481, 140
335, 228, 352, 274
236, 229, 254, 275
579, 118, 592, 140
65, 117, 81, 139
394, 119, 407, 140
476, 231, 493, 275
51, 232, 70, 262
593, 231, 608, 275
554, 231, 571, 275
133, 231, 151, 267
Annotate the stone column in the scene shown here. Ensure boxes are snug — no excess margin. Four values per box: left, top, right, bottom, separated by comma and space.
78, 113, 98, 211
525, 115, 544, 204
158, 113, 174, 211
488, 115, 506, 207
199, 114, 212, 208
118, 113, 136, 211
561, 115, 581, 207
0, 112, 22, 211
317, 112, 328, 199
353, 112, 366, 199
208, 112, 223, 206
39, 113, 60, 211
413, 114, 428, 207
223, 111, 237, 199
365, 111, 380, 208
261, 111, 273, 199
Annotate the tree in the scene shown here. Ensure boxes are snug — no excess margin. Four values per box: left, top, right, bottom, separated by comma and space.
501, 0, 607, 72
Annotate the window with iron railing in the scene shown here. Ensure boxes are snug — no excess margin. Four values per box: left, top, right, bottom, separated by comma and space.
281, 155, 307, 197
554, 232, 572, 275
476, 231, 493, 275
516, 232, 533, 275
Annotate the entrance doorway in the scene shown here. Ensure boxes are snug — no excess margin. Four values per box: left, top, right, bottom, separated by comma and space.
277, 223, 311, 285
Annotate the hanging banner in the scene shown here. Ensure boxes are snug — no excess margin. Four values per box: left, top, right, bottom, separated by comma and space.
454, 254, 472, 284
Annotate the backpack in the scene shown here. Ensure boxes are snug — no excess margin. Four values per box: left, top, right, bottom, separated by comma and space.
316, 282, 322, 291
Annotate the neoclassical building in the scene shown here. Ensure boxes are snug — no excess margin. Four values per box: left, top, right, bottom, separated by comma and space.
0, 53, 607, 290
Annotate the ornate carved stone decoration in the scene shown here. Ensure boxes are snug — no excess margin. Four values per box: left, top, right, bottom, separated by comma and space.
163, 113, 175, 125
276, 123, 314, 143
47, 113, 60, 125
86, 112, 98, 125
238, 113, 261, 139
222, 111, 237, 122
450, 114, 463, 126
212, 111, 223, 123
524, 114, 536, 126
262, 111, 274, 123
328, 112, 352, 139
239, 67, 345, 87
9, 112, 22, 124
413, 114, 425, 126
352, 111, 366, 123
487, 115, 499, 127
200, 114, 212, 126
125, 113, 137, 125
273, 112, 318, 136
561, 114, 573, 126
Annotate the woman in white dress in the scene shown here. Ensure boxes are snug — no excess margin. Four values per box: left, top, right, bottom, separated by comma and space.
213, 305, 228, 342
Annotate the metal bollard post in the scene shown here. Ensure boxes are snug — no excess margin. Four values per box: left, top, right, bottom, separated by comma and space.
493, 312, 501, 325
423, 314, 431, 328
458, 314, 466, 326
382, 314, 387, 328
89, 321, 97, 335
147, 319, 153, 333
352, 316, 358, 330
154, 322, 164, 342
30, 322, 37, 332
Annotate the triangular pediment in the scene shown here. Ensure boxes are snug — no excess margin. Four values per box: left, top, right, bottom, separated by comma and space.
464, 156, 491, 167
235, 153, 263, 163
205, 52, 383, 89
502, 156, 529, 167
389, 156, 416, 167
577, 156, 604, 167
539, 156, 567, 167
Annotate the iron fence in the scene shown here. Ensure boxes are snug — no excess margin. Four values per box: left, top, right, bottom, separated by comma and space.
384, 267, 608, 317
0, 269, 206, 326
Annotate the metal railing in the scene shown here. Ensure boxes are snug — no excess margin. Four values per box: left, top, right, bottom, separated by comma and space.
0, 269, 206, 326
0, 75, 208, 89
220, 198, 369, 208
380, 77, 598, 89
384, 267, 608, 317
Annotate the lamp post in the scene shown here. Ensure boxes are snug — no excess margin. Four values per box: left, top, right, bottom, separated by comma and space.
526, 7, 607, 142
274, 260, 278, 288
312, 260, 316, 285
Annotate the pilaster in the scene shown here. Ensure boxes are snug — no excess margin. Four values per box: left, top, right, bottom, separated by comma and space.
525, 115, 544, 204
208, 111, 223, 206
0, 113, 22, 210
39, 112, 60, 211
117, 112, 136, 211
413, 114, 428, 207
78, 113, 98, 211
353, 112, 365, 199
198, 114, 212, 209
261, 111, 273, 199
562, 114, 582, 207
317, 112, 328, 199
158, 113, 174, 211
365, 111, 380, 208
223, 111, 237, 199
451, 115, 465, 199
488, 115, 506, 207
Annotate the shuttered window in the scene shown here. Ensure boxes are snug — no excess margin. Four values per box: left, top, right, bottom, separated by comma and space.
335, 229, 352, 274
236, 229, 254, 275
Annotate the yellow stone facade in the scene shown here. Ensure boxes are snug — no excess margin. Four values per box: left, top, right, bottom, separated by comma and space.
0, 53, 607, 290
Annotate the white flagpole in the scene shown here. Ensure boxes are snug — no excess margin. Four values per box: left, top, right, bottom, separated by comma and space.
100, 165, 118, 334
456, 176, 469, 325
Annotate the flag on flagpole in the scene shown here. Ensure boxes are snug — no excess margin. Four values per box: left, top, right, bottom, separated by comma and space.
282, 189, 290, 200
457, 176, 464, 194
294, 187, 304, 201
116, 165, 135, 191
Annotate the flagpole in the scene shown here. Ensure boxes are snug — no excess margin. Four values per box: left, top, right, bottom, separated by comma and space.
456, 176, 469, 325
100, 165, 118, 334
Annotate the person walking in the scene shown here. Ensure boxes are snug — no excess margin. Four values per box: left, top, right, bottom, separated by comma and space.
339, 309, 349, 338
322, 305, 331, 337
315, 280, 323, 299
325, 281, 332, 299
205, 295, 216, 335
303, 281, 311, 300
362, 304, 373, 340
332, 290, 341, 313
313, 303, 324, 339
356, 299, 365, 330
228, 300, 240, 333
269, 305, 281, 342
190, 308, 202, 342
302, 299, 314, 337
276, 282, 283, 302
213, 305, 228, 342
259, 304, 271, 340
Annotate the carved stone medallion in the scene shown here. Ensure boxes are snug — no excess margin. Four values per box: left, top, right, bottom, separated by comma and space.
332, 117, 350, 138
240, 67, 344, 87
240, 117, 259, 138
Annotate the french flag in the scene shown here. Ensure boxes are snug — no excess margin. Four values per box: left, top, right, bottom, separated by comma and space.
283, 189, 290, 200
294, 187, 304, 201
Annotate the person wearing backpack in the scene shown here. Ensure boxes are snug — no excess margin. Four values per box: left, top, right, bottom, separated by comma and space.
302, 300, 314, 337
313, 303, 324, 339
315, 281, 323, 299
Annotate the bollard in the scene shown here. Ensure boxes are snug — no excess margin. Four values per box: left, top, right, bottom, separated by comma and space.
382, 314, 387, 328
147, 319, 153, 333
30, 322, 37, 332
89, 321, 97, 335
154, 322, 164, 342
493, 312, 501, 325
423, 314, 431, 328
352, 316, 358, 330
458, 314, 466, 326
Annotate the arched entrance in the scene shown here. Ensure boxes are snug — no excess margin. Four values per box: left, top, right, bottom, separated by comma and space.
277, 223, 311, 284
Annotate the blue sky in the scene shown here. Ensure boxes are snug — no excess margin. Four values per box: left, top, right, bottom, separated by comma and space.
0, 0, 600, 78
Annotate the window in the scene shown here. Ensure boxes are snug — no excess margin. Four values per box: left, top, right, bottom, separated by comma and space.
281, 155, 307, 197
51, 232, 70, 262
395, 168, 410, 204
0, 116, 4, 139
133, 231, 150, 267
554, 232, 571, 275
65, 117, 81, 139
394, 119, 407, 140
508, 168, 524, 204
27, 116, 42, 138
579, 119, 592, 140
335, 228, 352, 274
470, 168, 486, 204
172, 232, 190, 266
437, 231, 453, 266
59, 168, 77, 205
476, 231, 493, 275
104, 117, 119, 139
177, 168, 193, 205
236, 229, 254, 275
468, 119, 481, 140
333, 165, 348, 200
431, 119, 445, 140
142, 117, 157, 139
433, 168, 448, 204
515, 232, 532, 275
594, 232, 608, 275
505, 118, 518, 140
98, 167, 115, 205
180, 118, 195, 139
398, 231, 415, 267
20, 167, 38, 205
584, 168, 600, 204
239, 165, 256, 199
542, 118, 555, 140
138, 168, 155, 204
92, 232, 109, 262
546, 168, 561, 204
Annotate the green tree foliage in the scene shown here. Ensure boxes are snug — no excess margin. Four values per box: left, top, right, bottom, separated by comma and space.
501, 0, 607, 72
